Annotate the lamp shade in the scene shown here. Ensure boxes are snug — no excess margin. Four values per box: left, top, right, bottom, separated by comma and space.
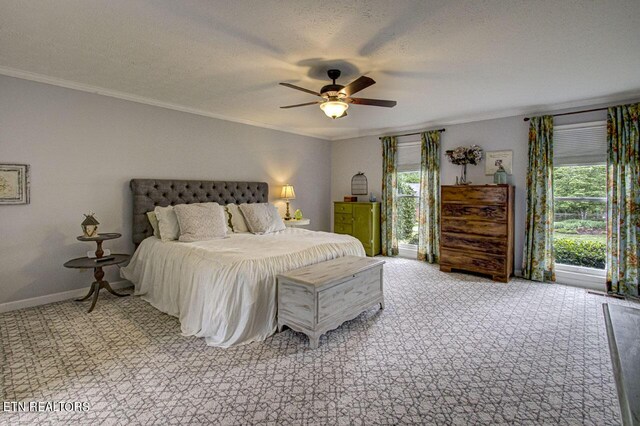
320, 101, 348, 119
280, 184, 296, 199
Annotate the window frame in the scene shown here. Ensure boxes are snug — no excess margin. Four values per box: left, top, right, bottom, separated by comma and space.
396, 169, 420, 256
552, 121, 607, 285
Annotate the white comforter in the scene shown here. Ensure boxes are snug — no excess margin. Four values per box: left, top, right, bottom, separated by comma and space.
121, 228, 365, 347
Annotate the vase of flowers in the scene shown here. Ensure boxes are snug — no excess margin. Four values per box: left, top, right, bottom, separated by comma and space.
445, 145, 483, 185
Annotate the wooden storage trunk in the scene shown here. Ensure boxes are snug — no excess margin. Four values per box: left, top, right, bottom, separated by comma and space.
277, 256, 385, 348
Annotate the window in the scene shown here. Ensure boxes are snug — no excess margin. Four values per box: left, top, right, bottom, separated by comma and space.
397, 171, 420, 247
553, 122, 607, 271
396, 141, 421, 253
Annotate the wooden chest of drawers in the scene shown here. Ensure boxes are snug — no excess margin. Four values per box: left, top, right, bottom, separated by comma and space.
439, 185, 514, 282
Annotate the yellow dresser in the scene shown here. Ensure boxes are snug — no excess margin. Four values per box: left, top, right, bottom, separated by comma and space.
333, 202, 381, 257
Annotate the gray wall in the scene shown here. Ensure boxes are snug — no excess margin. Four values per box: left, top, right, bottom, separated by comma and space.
331, 110, 611, 272
0, 75, 332, 305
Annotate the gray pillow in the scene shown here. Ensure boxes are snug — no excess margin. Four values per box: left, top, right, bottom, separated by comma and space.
174, 203, 228, 242
238, 203, 286, 235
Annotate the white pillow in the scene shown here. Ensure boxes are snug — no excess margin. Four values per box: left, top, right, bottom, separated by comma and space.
146, 211, 161, 239
238, 203, 286, 235
154, 205, 180, 242
174, 203, 227, 242
226, 203, 249, 233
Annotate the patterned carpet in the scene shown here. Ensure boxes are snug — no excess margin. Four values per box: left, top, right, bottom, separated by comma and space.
1, 257, 633, 425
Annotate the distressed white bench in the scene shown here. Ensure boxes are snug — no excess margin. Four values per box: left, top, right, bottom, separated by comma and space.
276, 255, 385, 349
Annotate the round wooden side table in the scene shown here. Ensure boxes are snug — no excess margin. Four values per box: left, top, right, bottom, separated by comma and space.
66, 232, 130, 313
77, 232, 122, 258
64, 254, 130, 313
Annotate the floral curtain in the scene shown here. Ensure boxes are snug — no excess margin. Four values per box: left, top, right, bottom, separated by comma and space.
417, 131, 441, 263
381, 136, 398, 256
522, 116, 555, 282
606, 103, 640, 297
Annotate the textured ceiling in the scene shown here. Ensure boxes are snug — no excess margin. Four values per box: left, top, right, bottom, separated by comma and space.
1, 0, 640, 140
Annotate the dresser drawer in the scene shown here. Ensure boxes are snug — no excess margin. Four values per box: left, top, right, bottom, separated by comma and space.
334, 213, 353, 224
334, 223, 353, 234
442, 203, 507, 221
440, 232, 507, 255
334, 203, 353, 214
440, 248, 506, 275
441, 219, 507, 237
442, 186, 507, 204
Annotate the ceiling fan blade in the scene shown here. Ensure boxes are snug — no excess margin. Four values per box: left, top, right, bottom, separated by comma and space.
279, 82, 321, 97
349, 97, 397, 108
280, 101, 322, 109
339, 76, 375, 97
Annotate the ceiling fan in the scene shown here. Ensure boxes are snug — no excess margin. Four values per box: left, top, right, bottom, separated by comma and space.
279, 69, 397, 119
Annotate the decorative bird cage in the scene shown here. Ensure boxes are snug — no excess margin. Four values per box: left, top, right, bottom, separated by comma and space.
351, 172, 368, 195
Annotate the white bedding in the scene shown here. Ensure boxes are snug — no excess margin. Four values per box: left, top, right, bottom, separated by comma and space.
120, 228, 365, 347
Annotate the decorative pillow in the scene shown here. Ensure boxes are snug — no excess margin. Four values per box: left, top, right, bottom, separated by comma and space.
226, 203, 250, 233
146, 211, 161, 239
154, 206, 180, 242
238, 203, 286, 235
223, 206, 234, 233
174, 203, 228, 242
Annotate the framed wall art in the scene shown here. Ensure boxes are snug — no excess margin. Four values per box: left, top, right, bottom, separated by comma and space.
0, 164, 30, 205
485, 150, 513, 175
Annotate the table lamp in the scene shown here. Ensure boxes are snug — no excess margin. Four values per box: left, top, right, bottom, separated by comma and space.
280, 184, 296, 220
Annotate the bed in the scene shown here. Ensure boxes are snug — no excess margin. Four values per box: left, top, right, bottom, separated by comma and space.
120, 179, 365, 347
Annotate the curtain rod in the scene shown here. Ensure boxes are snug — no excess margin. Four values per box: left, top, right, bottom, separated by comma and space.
523, 107, 608, 122
378, 128, 446, 139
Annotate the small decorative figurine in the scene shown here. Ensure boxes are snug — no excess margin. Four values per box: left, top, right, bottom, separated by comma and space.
294, 209, 303, 220
493, 160, 508, 184
81, 213, 99, 238
369, 192, 377, 202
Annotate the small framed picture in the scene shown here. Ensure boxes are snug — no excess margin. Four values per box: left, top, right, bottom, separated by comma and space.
0, 164, 30, 205
485, 151, 513, 175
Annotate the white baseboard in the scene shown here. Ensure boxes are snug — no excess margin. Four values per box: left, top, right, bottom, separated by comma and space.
0, 280, 133, 313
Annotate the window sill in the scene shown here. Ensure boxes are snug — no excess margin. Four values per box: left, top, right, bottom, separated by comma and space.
398, 244, 417, 259
555, 263, 606, 291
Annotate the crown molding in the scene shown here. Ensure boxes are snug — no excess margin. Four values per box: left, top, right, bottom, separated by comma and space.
328, 91, 640, 141
0, 66, 330, 141
2, 65, 639, 143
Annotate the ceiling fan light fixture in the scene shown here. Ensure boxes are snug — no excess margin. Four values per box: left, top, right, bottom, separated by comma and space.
320, 100, 349, 119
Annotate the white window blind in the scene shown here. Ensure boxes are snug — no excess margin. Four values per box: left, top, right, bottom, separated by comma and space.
397, 141, 421, 172
554, 121, 606, 166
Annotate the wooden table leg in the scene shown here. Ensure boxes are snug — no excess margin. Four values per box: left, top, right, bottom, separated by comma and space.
88, 282, 100, 313
76, 266, 130, 313
102, 281, 129, 297
75, 281, 97, 301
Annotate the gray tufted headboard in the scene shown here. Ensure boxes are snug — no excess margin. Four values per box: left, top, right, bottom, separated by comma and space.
130, 179, 269, 244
